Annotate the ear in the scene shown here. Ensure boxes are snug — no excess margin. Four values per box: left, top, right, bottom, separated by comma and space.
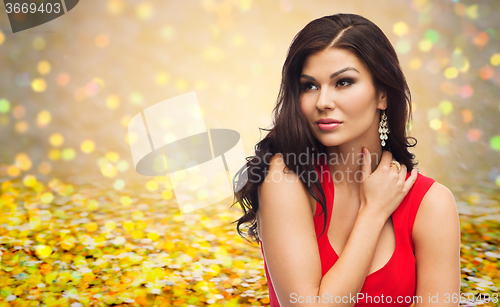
377, 87, 387, 110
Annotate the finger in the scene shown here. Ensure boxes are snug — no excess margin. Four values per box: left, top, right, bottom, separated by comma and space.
361, 147, 372, 177
398, 164, 407, 179
403, 168, 418, 191
380, 150, 393, 167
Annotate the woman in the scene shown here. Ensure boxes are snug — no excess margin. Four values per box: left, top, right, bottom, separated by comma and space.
232, 13, 460, 306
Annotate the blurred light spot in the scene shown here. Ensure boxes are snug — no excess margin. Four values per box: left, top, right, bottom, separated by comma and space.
461, 109, 473, 123
116, 160, 129, 172
479, 66, 494, 80
473, 32, 488, 49
31, 78, 46, 92
84, 79, 103, 97
120, 195, 132, 207
7, 165, 20, 177
107, 0, 125, 15
155, 72, 170, 86
56, 73, 70, 86
62, 148, 76, 161
425, 29, 440, 43
466, 4, 478, 20
393, 21, 409, 36
49, 133, 64, 147
32, 37, 46, 50
232, 34, 245, 47
418, 39, 432, 52
0, 30, 4, 45
106, 151, 120, 162
146, 180, 158, 191
409, 58, 422, 70
0, 99, 10, 113
16, 153, 32, 171
81, 140, 95, 153
15, 121, 28, 133
195, 80, 209, 91
38, 161, 52, 175
40, 192, 54, 204
130, 92, 143, 105
113, 179, 125, 190
451, 49, 469, 72
203, 46, 225, 62
106, 95, 120, 109
132, 210, 144, 220
37, 61, 51, 75
396, 39, 411, 54
105, 221, 116, 231
95, 34, 109, 48
239, 0, 251, 11
444, 67, 458, 79
491, 136, 500, 151
467, 128, 481, 142
121, 115, 132, 128
160, 25, 176, 40
174, 78, 189, 91
13, 105, 25, 119
460, 84, 473, 98
48, 149, 61, 161
439, 100, 453, 115
429, 118, 442, 130
23, 175, 38, 187
101, 163, 117, 177
36, 110, 52, 128
136, 2, 153, 20
490, 53, 500, 66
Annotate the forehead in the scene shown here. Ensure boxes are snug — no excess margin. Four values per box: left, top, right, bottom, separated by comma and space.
301, 48, 369, 75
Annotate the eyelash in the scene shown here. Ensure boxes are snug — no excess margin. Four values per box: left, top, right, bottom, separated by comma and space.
300, 78, 354, 91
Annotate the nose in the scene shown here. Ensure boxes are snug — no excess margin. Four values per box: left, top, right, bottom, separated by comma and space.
316, 86, 336, 111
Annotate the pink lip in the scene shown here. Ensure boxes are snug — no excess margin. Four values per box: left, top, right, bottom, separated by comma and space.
317, 118, 342, 124
318, 122, 342, 131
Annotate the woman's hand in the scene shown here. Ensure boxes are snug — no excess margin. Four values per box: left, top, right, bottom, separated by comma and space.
358, 148, 418, 220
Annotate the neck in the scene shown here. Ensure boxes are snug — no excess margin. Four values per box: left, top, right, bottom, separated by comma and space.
325, 142, 384, 192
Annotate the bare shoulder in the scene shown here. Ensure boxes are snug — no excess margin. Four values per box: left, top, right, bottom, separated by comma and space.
258, 154, 316, 217
412, 180, 459, 240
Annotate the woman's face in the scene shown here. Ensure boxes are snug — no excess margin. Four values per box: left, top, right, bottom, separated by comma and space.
299, 47, 387, 148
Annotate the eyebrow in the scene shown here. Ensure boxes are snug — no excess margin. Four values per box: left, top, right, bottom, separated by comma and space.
300, 67, 360, 81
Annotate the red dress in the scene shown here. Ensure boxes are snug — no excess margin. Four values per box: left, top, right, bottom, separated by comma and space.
260, 156, 436, 306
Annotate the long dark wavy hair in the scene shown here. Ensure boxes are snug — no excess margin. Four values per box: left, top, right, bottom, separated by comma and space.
231, 13, 418, 243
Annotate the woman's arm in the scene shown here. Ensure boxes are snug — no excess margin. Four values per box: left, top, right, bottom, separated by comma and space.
413, 182, 461, 306
258, 153, 415, 307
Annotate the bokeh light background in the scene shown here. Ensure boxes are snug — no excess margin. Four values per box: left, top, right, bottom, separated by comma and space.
0, 0, 500, 306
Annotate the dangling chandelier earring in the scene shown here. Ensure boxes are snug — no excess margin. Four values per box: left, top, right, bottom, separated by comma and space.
379, 109, 389, 147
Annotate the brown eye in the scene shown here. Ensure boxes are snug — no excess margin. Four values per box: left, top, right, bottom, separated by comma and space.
300, 82, 318, 91
337, 79, 353, 87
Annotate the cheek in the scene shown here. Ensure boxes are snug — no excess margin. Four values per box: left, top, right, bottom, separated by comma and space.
342, 89, 375, 115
